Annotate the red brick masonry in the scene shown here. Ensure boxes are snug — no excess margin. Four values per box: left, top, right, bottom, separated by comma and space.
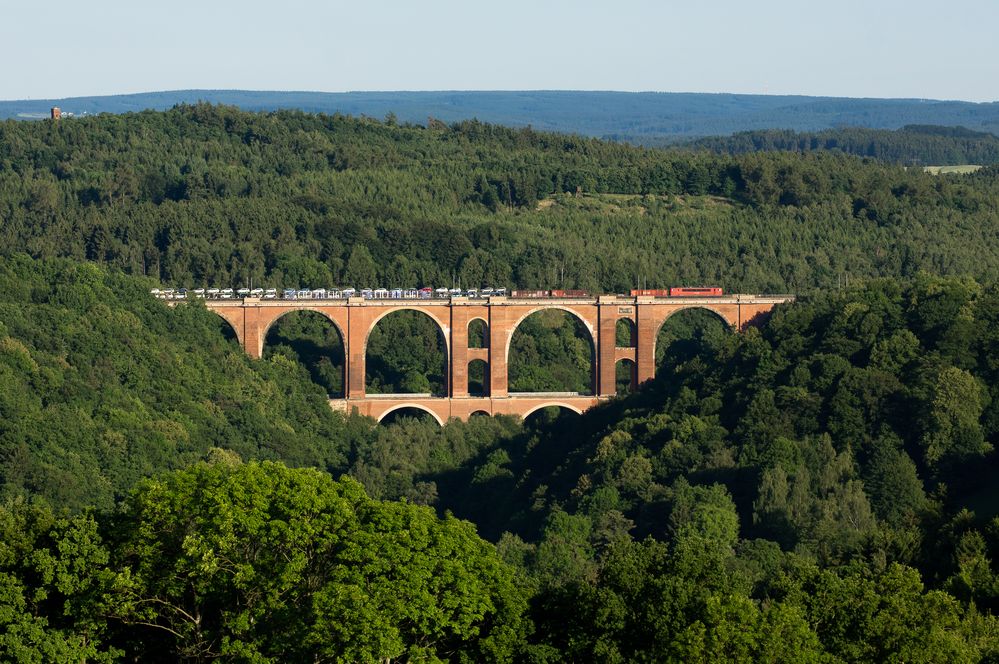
203, 294, 793, 423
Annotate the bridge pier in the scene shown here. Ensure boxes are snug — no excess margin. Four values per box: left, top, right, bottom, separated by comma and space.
488, 302, 510, 398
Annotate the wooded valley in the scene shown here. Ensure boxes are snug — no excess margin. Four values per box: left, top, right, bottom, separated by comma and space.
2, 106, 999, 661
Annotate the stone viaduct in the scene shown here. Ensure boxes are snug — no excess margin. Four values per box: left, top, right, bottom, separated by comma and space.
204, 294, 793, 423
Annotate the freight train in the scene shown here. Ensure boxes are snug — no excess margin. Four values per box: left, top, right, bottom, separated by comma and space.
152, 286, 724, 301
509, 289, 591, 298
151, 287, 508, 300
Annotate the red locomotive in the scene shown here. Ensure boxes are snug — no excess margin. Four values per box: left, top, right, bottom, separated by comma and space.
670, 286, 723, 297
629, 287, 724, 297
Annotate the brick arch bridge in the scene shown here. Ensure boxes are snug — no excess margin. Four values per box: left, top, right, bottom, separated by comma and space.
204, 293, 793, 423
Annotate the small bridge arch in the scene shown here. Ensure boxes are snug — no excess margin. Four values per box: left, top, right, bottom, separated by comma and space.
468, 317, 489, 348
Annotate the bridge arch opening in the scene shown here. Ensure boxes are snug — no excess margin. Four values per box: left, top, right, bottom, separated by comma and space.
616, 358, 637, 394
366, 309, 448, 396
263, 310, 345, 398
616, 318, 636, 347
522, 404, 583, 428
468, 318, 488, 348
469, 410, 491, 418
507, 308, 595, 395
655, 307, 731, 374
468, 359, 489, 397
215, 315, 240, 345
378, 404, 445, 426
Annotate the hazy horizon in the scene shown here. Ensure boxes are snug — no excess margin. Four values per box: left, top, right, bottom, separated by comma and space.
4, 0, 997, 103
5, 88, 997, 105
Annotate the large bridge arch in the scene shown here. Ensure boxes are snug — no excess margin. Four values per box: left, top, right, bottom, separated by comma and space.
363, 306, 451, 397
206, 307, 245, 348
260, 307, 348, 350
503, 305, 599, 395
650, 305, 734, 372
654, 304, 735, 335
503, 305, 598, 361
261, 308, 348, 397
205, 304, 351, 360
363, 306, 451, 356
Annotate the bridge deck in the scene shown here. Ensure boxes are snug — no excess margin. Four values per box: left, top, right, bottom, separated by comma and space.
203, 294, 794, 307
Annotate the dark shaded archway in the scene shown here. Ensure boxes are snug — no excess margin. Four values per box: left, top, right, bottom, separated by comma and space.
522, 404, 582, 429
655, 307, 730, 372
203, 307, 241, 346
616, 358, 636, 395
508, 309, 595, 395
218, 317, 239, 345
379, 405, 444, 426
366, 310, 447, 396
263, 310, 345, 398
468, 359, 488, 397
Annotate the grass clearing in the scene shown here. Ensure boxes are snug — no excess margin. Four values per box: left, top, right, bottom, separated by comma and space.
923, 165, 983, 175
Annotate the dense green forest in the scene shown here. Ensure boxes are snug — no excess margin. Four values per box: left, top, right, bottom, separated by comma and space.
4, 106, 999, 660
687, 125, 999, 166
5, 261, 999, 660
3, 105, 999, 294
0, 255, 368, 511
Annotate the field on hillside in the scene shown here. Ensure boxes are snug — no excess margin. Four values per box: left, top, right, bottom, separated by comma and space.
923, 164, 983, 174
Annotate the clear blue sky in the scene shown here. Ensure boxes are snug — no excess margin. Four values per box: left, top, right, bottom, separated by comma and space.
3, 0, 997, 102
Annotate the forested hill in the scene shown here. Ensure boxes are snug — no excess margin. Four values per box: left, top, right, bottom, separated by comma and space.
4, 104, 999, 295
687, 125, 999, 165
4, 105, 999, 659
3, 89, 999, 142
4, 258, 999, 659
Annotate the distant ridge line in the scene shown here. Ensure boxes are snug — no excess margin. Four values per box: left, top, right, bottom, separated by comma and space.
3, 90, 998, 143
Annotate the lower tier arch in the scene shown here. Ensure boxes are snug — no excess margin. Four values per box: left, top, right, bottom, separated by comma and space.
376, 403, 445, 426
336, 395, 604, 423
